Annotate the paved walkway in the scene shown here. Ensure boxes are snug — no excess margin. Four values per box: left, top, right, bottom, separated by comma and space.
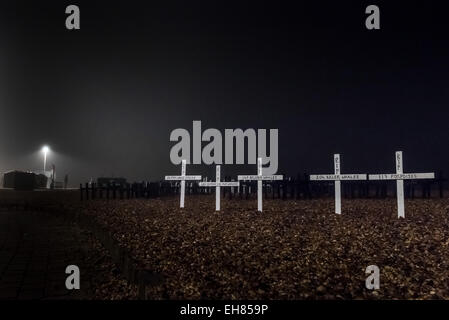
0, 210, 91, 299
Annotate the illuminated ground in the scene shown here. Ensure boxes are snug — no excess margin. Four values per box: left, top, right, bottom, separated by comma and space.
75, 196, 449, 299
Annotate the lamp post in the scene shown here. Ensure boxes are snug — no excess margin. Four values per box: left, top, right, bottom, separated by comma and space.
42, 146, 49, 173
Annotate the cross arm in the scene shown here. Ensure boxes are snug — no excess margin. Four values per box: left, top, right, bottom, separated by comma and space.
199, 181, 240, 187
165, 175, 202, 181
218, 182, 240, 187
310, 174, 367, 181
199, 182, 218, 187
369, 173, 435, 180
238, 175, 283, 181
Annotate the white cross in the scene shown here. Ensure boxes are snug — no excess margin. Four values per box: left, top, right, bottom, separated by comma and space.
165, 159, 202, 208
198, 165, 239, 211
369, 151, 434, 218
238, 157, 283, 212
310, 154, 367, 214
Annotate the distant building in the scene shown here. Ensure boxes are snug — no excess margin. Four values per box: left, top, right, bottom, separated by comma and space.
3, 171, 48, 190
35, 173, 48, 189
97, 177, 127, 187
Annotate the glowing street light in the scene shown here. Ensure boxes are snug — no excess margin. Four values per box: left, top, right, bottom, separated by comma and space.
42, 145, 50, 173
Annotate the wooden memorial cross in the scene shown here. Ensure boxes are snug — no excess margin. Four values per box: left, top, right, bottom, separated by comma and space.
310, 154, 367, 214
369, 151, 435, 218
238, 157, 283, 212
199, 165, 239, 211
165, 159, 202, 208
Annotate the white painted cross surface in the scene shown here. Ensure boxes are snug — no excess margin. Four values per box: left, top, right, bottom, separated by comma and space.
310, 154, 367, 214
334, 154, 341, 214
165, 159, 202, 208
238, 158, 283, 212
369, 151, 435, 218
199, 165, 239, 211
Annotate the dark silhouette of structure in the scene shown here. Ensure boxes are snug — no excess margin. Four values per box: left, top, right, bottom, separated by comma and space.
3, 171, 48, 190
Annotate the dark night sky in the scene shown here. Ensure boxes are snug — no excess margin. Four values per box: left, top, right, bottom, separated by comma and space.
0, 1, 448, 186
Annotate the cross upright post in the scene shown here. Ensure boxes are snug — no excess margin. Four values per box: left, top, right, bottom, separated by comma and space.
369, 151, 435, 218
198, 165, 239, 211
334, 154, 342, 214
396, 151, 405, 218
309, 154, 367, 214
165, 159, 202, 208
238, 157, 283, 212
